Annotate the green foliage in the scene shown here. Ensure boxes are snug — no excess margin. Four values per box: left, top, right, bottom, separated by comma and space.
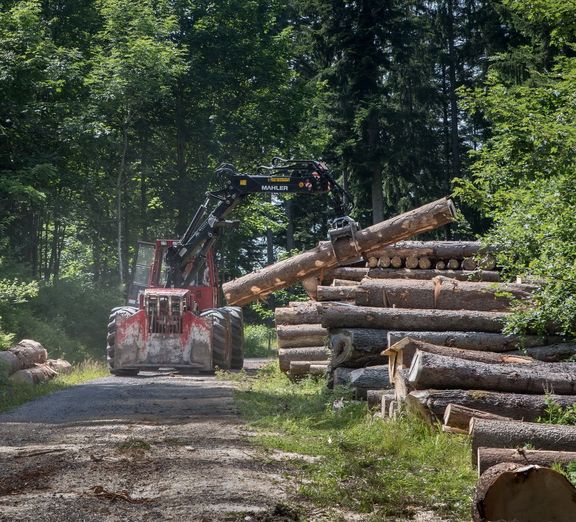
243, 324, 276, 357
235, 364, 474, 520
538, 396, 576, 426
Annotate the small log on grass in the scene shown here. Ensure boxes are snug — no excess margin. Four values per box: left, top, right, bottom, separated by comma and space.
0, 339, 48, 375
381, 393, 396, 418
278, 347, 329, 372
10, 364, 58, 385
316, 285, 357, 302
223, 198, 456, 305
321, 305, 508, 332
477, 448, 576, 476
405, 389, 576, 425
387, 331, 562, 353
470, 418, 576, 466
329, 328, 388, 368
443, 403, 512, 432
276, 324, 328, 349
472, 463, 576, 522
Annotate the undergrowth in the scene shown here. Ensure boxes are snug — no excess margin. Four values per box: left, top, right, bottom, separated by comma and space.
234, 363, 475, 521
244, 324, 277, 357
538, 395, 576, 425
0, 360, 107, 413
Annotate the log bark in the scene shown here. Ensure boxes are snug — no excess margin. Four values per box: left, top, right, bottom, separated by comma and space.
366, 240, 493, 260
332, 279, 360, 287
478, 447, 576, 476
0, 339, 48, 375
332, 367, 355, 387
278, 347, 330, 372
223, 198, 457, 305
275, 304, 321, 325
405, 389, 576, 425
355, 277, 532, 311
321, 305, 508, 332
349, 365, 391, 396
470, 418, 576, 465
408, 351, 576, 394
9, 364, 57, 385
513, 343, 576, 362
316, 285, 357, 302
328, 328, 388, 368
276, 324, 328, 349
443, 403, 512, 432
46, 359, 73, 375
473, 463, 576, 522
386, 331, 562, 353
324, 266, 500, 283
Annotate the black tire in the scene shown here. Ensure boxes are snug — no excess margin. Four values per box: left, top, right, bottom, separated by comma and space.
107, 306, 139, 376
222, 306, 244, 370
200, 309, 232, 370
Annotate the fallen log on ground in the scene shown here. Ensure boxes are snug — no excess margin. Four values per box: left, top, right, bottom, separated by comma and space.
223, 198, 456, 305
9, 364, 58, 385
386, 331, 562, 352
365, 240, 493, 260
443, 403, 512, 433
276, 324, 328, 348
289, 360, 328, 377
278, 347, 329, 372
405, 389, 576, 425
321, 305, 508, 332
470, 418, 576, 465
329, 328, 388, 368
348, 365, 391, 398
477, 447, 576, 476
0, 340, 48, 375
355, 277, 532, 311
46, 359, 73, 375
472, 463, 576, 522
316, 285, 357, 302
275, 304, 321, 325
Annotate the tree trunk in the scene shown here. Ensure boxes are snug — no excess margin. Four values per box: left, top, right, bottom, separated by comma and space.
316, 285, 357, 301
116, 120, 130, 287
472, 463, 576, 522
386, 331, 562, 353
275, 304, 321, 325
324, 267, 500, 283
321, 305, 507, 332
408, 351, 576, 394
276, 324, 327, 349
371, 168, 384, 225
365, 240, 492, 259
0, 340, 48, 375
405, 389, 576, 425
355, 277, 531, 311
223, 198, 457, 305
443, 403, 512, 432
278, 347, 330, 372
478, 448, 576, 476
470, 418, 576, 465
328, 328, 388, 368
10, 364, 58, 385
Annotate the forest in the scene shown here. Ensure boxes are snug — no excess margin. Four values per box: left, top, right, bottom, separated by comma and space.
1, 0, 575, 361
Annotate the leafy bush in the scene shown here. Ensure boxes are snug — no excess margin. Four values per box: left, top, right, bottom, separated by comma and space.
538, 396, 576, 426
244, 323, 276, 357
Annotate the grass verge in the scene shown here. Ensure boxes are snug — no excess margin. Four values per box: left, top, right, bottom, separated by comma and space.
234, 363, 475, 521
0, 359, 108, 413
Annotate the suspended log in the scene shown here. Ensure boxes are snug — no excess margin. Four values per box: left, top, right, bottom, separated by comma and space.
385, 338, 533, 382
418, 256, 432, 269
223, 198, 457, 305
443, 403, 512, 432
365, 240, 493, 260
472, 463, 576, 522
0, 339, 48, 375
405, 389, 576, 425
276, 324, 327, 349
386, 331, 562, 353
470, 418, 576, 465
321, 305, 508, 332
275, 304, 321, 325
349, 365, 391, 398
316, 285, 357, 302
355, 277, 532, 311
408, 351, 576, 395
10, 364, 58, 385
324, 266, 500, 283
278, 347, 329, 372
478, 448, 576, 476
329, 328, 388, 368
289, 360, 328, 377
511, 343, 576, 362
46, 359, 73, 375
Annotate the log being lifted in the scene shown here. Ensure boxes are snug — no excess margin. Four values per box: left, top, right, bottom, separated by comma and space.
355, 277, 533, 311
324, 267, 500, 283
0, 339, 48, 375
316, 285, 357, 302
405, 389, 576, 425
223, 198, 457, 305
477, 447, 576, 476
9, 364, 58, 385
470, 418, 576, 465
329, 328, 388, 368
365, 240, 492, 260
408, 350, 576, 395
321, 305, 508, 332
276, 324, 328, 349
386, 331, 563, 353
472, 463, 576, 522
278, 347, 329, 372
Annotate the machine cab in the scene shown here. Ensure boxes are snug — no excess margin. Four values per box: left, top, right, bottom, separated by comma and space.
127, 240, 219, 311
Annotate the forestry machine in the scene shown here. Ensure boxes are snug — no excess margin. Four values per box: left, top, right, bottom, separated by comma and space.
106, 158, 355, 375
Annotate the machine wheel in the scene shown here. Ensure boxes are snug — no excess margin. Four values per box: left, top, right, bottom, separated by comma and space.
222, 306, 244, 370
200, 309, 232, 370
107, 306, 139, 376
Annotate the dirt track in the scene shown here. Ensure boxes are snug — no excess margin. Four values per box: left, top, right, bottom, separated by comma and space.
0, 359, 295, 522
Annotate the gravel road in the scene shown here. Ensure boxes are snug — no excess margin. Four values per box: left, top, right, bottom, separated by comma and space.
0, 359, 294, 522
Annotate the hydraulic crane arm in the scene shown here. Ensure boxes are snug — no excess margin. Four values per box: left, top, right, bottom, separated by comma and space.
164, 158, 354, 289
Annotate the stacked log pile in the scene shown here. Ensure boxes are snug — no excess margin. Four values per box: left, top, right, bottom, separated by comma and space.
0, 339, 72, 385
